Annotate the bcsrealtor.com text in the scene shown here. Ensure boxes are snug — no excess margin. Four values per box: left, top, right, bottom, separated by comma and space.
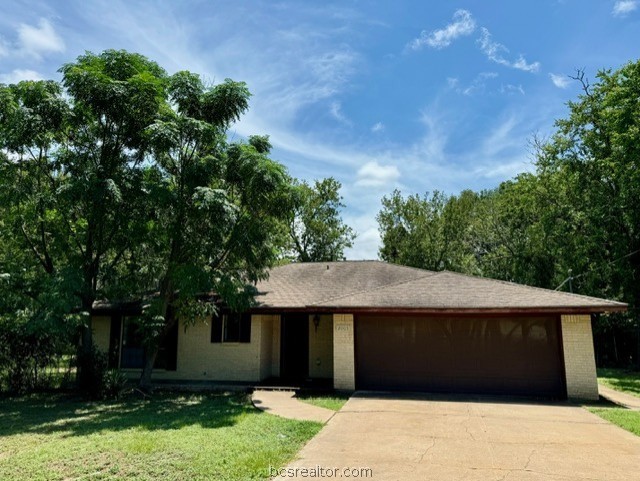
269, 465, 373, 478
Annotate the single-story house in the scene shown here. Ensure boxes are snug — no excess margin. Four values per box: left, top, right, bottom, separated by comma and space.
92, 261, 627, 400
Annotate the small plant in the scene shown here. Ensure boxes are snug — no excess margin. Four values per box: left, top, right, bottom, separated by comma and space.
103, 369, 130, 399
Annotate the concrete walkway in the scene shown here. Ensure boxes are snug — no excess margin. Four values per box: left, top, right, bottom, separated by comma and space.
251, 389, 336, 423
275, 392, 640, 481
599, 383, 640, 410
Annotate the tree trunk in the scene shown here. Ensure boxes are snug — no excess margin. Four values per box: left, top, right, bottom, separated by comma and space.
139, 343, 160, 392
138, 296, 176, 392
76, 296, 95, 390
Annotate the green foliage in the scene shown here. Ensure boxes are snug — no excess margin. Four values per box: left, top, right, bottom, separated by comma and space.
0, 50, 296, 392
282, 177, 356, 262
131, 68, 292, 387
377, 189, 478, 272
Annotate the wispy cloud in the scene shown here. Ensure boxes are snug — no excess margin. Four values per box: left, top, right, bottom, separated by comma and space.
612, 0, 638, 16
407, 9, 476, 50
549, 73, 571, 88
330, 101, 352, 126
355, 161, 401, 187
16, 18, 65, 59
500, 83, 525, 95
371, 122, 384, 133
458, 71, 498, 96
477, 28, 540, 72
0, 69, 43, 84
0, 37, 9, 57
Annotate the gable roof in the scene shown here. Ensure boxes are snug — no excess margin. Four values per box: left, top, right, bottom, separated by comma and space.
253, 261, 626, 314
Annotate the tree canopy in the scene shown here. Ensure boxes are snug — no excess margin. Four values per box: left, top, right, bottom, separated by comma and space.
0, 50, 294, 391
282, 177, 356, 262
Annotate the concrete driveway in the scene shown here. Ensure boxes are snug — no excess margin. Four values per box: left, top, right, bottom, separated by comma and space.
275, 393, 640, 481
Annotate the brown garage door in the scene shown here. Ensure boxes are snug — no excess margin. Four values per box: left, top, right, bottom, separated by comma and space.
355, 315, 565, 397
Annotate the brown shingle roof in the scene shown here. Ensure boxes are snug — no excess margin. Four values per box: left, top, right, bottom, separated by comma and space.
254, 261, 626, 314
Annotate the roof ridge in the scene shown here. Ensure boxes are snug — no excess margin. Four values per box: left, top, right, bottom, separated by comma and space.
438, 270, 627, 306
307, 271, 438, 306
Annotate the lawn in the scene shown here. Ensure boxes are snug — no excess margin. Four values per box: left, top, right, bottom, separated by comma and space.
0, 392, 322, 481
296, 392, 350, 411
597, 368, 640, 398
588, 406, 640, 437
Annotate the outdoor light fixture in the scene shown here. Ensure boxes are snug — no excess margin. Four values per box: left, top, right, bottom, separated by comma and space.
313, 314, 321, 332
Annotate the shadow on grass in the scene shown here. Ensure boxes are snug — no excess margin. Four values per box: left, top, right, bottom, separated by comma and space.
0, 392, 251, 438
598, 368, 640, 397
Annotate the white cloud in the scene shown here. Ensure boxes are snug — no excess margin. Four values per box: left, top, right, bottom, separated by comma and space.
371, 122, 384, 133
477, 28, 540, 73
17, 18, 65, 58
0, 69, 43, 84
612, 0, 638, 16
408, 9, 476, 50
512, 55, 540, 73
355, 161, 401, 187
549, 73, 571, 89
447, 77, 459, 89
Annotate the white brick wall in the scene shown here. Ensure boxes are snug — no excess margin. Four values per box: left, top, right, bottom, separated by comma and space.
92, 316, 111, 353
561, 314, 599, 400
333, 314, 355, 390
271, 315, 281, 377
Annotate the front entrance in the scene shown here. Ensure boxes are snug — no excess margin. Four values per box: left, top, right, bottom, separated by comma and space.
280, 313, 309, 381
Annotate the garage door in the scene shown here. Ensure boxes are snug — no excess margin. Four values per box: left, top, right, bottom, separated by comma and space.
355, 315, 565, 397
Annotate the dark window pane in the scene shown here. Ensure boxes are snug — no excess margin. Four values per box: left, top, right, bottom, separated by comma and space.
120, 317, 144, 369
211, 313, 223, 343
224, 314, 241, 342
108, 315, 122, 369
239, 314, 251, 343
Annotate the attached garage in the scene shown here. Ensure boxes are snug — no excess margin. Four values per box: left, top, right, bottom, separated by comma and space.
355, 315, 565, 397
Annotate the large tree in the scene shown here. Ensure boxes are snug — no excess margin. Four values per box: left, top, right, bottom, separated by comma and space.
0, 52, 166, 389
135, 73, 290, 389
0, 50, 293, 392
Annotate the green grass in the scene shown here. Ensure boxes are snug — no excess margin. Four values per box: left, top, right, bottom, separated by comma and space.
597, 368, 640, 398
296, 392, 350, 411
588, 406, 640, 437
0, 392, 322, 481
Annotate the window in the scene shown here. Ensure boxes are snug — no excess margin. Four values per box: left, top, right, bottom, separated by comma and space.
211, 313, 251, 343
119, 316, 178, 370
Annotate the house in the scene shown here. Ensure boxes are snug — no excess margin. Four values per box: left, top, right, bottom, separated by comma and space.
91, 261, 627, 400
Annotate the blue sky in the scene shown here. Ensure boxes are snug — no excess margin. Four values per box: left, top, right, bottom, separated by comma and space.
1, 1, 639, 258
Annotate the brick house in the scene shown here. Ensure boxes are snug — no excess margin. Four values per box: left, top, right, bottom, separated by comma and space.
92, 261, 626, 400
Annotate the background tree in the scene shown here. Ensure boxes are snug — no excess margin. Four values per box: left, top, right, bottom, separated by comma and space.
376, 60, 640, 368
535, 64, 640, 368
377, 189, 478, 272
282, 177, 356, 262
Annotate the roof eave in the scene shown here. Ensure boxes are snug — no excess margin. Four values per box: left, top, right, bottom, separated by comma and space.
249, 304, 628, 315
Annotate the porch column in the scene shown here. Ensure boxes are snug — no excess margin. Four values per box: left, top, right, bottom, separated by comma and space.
561, 314, 599, 400
333, 313, 355, 390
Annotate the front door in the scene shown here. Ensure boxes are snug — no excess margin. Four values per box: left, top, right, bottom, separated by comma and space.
280, 313, 309, 381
